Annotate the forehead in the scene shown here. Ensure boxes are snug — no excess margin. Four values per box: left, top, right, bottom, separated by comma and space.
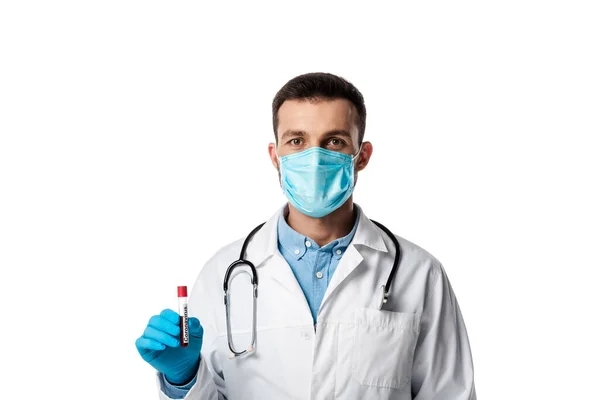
277, 98, 358, 139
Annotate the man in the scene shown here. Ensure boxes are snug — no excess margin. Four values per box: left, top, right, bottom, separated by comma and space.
136, 72, 477, 399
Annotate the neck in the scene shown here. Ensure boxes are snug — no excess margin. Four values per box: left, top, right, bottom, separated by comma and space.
285, 198, 356, 247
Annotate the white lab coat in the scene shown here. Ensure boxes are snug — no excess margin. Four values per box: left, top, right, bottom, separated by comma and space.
157, 206, 476, 399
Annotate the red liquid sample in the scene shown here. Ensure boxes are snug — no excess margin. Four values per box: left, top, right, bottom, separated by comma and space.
180, 315, 189, 348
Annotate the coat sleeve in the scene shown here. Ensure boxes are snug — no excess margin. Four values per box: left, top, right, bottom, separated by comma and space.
411, 262, 477, 400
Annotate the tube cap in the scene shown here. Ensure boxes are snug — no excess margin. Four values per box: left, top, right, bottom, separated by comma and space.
177, 286, 188, 297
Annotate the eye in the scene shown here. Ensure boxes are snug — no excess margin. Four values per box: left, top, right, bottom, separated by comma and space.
328, 138, 345, 147
289, 138, 303, 146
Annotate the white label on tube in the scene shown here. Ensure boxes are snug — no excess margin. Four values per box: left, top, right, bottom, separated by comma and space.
179, 297, 189, 344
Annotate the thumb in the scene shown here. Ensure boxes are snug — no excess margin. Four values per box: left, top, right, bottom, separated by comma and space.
189, 317, 204, 338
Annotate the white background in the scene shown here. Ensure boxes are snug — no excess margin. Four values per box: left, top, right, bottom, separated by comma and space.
1, 1, 599, 399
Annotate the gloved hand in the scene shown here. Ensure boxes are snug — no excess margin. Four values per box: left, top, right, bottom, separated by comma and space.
135, 309, 204, 385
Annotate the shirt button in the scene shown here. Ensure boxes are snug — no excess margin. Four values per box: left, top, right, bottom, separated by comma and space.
294, 249, 300, 255
301, 332, 310, 340
316, 271, 323, 279
305, 241, 311, 247
336, 249, 342, 255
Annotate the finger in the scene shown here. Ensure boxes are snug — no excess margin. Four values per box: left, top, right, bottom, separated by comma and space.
189, 317, 204, 338
143, 326, 180, 348
159, 309, 180, 325
136, 336, 166, 351
148, 315, 180, 337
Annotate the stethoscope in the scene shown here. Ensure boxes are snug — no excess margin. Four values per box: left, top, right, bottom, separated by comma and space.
223, 219, 402, 358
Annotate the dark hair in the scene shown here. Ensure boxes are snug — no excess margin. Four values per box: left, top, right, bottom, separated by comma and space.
272, 72, 367, 144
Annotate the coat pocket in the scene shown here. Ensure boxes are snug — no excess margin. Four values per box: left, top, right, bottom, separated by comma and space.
352, 308, 420, 390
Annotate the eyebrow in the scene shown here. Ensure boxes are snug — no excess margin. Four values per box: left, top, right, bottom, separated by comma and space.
280, 130, 306, 141
280, 129, 352, 141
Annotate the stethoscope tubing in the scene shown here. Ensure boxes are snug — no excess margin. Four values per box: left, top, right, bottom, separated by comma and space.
223, 218, 402, 358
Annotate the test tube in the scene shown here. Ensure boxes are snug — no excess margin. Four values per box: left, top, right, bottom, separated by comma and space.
178, 286, 189, 348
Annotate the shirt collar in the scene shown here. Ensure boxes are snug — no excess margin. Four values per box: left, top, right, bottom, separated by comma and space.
244, 203, 389, 268
277, 205, 362, 260
277, 209, 309, 260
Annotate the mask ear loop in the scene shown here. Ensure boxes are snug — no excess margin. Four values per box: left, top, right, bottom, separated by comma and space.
352, 143, 363, 163
349, 143, 363, 190
275, 148, 286, 193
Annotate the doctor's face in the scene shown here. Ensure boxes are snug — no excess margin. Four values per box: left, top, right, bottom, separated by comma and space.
268, 98, 372, 171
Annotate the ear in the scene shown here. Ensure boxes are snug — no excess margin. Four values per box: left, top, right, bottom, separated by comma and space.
268, 142, 279, 169
355, 141, 373, 172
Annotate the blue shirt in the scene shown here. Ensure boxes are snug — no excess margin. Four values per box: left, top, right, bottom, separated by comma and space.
277, 210, 359, 324
162, 208, 360, 397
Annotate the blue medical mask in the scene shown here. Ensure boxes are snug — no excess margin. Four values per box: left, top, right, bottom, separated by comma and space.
278, 146, 361, 218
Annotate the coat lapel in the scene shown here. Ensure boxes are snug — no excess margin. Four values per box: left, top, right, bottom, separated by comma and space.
243, 205, 313, 318
320, 206, 389, 309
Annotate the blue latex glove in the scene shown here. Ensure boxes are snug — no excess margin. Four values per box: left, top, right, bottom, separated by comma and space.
136, 309, 204, 385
